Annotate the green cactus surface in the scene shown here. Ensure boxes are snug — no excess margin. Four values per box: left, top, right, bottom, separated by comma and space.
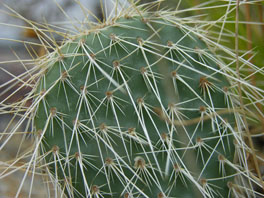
34, 14, 237, 198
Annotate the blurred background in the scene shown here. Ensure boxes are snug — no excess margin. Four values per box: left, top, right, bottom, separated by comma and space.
0, 0, 263, 197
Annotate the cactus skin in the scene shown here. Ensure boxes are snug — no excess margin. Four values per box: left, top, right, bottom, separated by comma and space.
35, 15, 236, 197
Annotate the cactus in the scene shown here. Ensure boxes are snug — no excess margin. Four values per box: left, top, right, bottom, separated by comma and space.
1, 1, 264, 198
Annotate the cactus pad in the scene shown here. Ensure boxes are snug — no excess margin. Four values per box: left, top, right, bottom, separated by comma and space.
35, 15, 236, 197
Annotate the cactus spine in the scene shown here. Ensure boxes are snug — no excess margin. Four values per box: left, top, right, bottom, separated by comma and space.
1, 1, 264, 198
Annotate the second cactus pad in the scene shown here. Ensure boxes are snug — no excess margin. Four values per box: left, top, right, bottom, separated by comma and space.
35, 15, 235, 197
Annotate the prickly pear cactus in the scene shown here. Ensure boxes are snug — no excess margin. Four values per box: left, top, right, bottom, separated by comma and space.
35, 14, 236, 197
2, 1, 264, 198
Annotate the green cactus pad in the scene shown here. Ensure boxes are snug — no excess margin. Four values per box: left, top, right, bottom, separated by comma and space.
35, 15, 235, 197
